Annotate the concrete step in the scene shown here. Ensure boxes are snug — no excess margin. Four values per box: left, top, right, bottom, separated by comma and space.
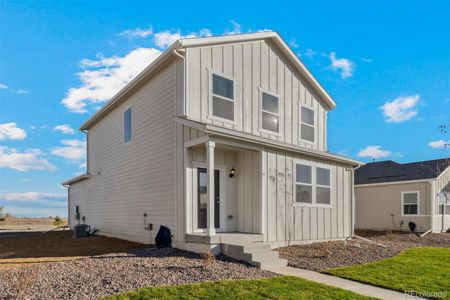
222, 242, 287, 270
252, 258, 288, 270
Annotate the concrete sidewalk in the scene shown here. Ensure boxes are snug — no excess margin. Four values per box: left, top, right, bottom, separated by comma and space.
267, 266, 424, 300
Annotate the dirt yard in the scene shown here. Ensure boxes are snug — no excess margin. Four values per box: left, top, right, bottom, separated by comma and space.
0, 232, 274, 300
277, 231, 450, 272
0, 231, 146, 269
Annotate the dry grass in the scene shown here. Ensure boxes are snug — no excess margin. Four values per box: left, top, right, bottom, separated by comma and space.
0, 216, 67, 231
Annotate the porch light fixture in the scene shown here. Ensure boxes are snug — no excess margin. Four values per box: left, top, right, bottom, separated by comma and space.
229, 167, 236, 178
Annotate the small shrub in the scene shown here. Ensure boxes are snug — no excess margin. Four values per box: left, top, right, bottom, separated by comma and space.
53, 216, 64, 227
201, 251, 216, 267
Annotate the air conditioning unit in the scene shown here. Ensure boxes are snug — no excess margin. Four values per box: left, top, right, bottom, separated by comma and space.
74, 224, 90, 238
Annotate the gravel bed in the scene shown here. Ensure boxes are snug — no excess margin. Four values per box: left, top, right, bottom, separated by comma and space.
0, 248, 275, 300
277, 231, 450, 272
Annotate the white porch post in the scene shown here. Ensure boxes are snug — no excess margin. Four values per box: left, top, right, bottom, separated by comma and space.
206, 140, 216, 236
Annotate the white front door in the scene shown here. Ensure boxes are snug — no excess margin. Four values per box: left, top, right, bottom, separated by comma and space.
193, 165, 226, 232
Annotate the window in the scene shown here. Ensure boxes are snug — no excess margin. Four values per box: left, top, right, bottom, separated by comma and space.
261, 92, 279, 133
402, 192, 419, 215
124, 107, 132, 143
212, 74, 234, 121
295, 163, 331, 205
316, 167, 331, 204
300, 107, 315, 143
295, 164, 312, 203
438, 192, 450, 215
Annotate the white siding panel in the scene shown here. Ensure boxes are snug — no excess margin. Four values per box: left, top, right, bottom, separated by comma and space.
69, 62, 178, 244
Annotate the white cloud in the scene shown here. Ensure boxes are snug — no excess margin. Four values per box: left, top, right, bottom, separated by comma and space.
303, 48, 317, 58
289, 39, 299, 48
51, 139, 86, 160
428, 139, 449, 149
225, 20, 242, 35
358, 145, 392, 159
0, 83, 8, 89
0, 123, 27, 141
118, 26, 153, 39
0, 146, 56, 171
362, 58, 373, 63
329, 52, 355, 78
12, 89, 29, 94
20, 178, 32, 182
0, 192, 65, 202
53, 124, 75, 135
61, 47, 162, 113
153, 28, 212, 49
379, 94, 420, 123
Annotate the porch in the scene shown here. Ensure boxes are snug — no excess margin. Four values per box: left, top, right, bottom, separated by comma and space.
184, 133, 263, 240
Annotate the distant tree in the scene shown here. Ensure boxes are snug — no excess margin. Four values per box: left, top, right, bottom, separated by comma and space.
0, 206, 3, 220
53, 216, 64, 227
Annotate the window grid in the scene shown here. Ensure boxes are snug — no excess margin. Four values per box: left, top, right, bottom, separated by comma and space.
211, 73, 234, 122
295, 163, 331, 206
300, 106, 315, 143
261, 92, 280, 133
402, 191, 419, 215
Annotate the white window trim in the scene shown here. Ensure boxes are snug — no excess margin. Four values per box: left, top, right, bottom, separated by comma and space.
298, 104, 316, 145
401, 191, 420, 216
258, 88, 282, 136
123, 106, 132, 145
293, 160, 332, 208
208, 69, 237, 125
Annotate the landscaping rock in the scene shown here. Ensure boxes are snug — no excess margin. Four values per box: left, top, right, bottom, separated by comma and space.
0, 248, 275, 300
277, 231, 450, 272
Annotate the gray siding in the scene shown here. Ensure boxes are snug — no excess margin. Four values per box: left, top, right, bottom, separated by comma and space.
355, 182, 432, 232
69, 61, 179, 244
262, 150, 352, 245
185, 39, 329, 151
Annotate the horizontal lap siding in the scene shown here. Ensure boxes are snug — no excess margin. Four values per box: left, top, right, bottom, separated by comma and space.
355, 182, 432, 231
186, 40, 328, 151
69, 62, 178, 244
262, 150, 352, 244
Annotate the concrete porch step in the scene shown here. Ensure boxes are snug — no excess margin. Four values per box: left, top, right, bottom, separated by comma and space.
222, 242, 287, 271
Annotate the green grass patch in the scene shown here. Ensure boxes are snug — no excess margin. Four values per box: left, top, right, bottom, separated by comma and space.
327, 247, 450, 299
102, 276, 373, 300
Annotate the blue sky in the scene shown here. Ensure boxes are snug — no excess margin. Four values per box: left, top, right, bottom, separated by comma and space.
1, 1, 449, 217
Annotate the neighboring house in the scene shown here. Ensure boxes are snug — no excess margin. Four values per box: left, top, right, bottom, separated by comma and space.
355, 158, 450, 233
63, 32, 361, 255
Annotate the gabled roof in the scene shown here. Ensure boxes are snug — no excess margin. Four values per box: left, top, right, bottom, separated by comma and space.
80, 31, 336, 130
355, 158, 450, 185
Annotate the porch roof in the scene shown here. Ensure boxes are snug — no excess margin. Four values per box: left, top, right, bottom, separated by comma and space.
176, 116, 362, 167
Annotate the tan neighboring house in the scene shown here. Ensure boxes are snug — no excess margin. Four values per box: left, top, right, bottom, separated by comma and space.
63, 32, 361, 266
355, 158, 450, 233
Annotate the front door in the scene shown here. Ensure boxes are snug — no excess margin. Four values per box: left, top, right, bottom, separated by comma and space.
197, 168, 220, 229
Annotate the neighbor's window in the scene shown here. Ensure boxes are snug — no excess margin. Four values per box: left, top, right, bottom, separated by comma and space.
402, 192, 419, 215
261, 92, 279, 132
124, 107, 132, 143
438, 192, 450, 215
300, 107, 315, 143
296, 164, 312, 203
316, 167, 331, 204
212, 74, 234, 121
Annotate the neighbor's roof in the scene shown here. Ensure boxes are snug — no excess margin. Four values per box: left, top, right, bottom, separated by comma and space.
80, 31, 336, 130
355, 158, 450, 185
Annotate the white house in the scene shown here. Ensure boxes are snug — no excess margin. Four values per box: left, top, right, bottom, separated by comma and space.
355, 158, 450, 233
63, 32, 361, 267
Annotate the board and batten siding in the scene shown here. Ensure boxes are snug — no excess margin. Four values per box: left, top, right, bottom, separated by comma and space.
355, 181, 432, 232
262, 150, 352, 245
185, 39, 329, 151
69, 60, 180, 244
183, 127, 262, 234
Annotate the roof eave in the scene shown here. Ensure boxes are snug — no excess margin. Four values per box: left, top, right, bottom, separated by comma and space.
62, 173, 91, 186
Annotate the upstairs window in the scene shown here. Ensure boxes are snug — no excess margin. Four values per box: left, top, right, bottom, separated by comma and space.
402, 192, 419, 215
124, 107, 132, 143
295, 164, 312, 203
261, 92, 279, 133
212, 74, 234, 121
300, 107, 315, 143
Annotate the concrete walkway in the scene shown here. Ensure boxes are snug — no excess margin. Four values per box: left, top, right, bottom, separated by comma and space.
267, 266, 424, 300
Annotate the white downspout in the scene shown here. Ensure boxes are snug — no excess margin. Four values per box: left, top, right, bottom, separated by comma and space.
430, 180, 435, 233
347, 164, 362, 240
173, 49, 187, 117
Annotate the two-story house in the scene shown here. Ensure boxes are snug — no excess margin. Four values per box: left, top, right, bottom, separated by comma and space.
63, 32, 361, 266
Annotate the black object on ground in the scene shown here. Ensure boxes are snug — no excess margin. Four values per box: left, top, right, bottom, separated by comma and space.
155, 225, 172, 248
